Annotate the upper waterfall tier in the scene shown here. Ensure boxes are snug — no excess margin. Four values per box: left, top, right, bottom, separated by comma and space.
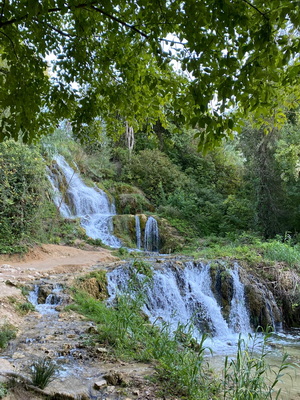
48, 154, 121, 248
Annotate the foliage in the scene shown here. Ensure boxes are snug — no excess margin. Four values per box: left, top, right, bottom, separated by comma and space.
16, 302, 35, 315
122, 149, 188, 205
0, 323, 17, 349
239, 126, 286, 238
71, 290, 216, 399
0, 383, 7, 399
1, 1, 300, 148
222, 332, 289, 400
29, 358, 57, 389
262, 240, 300, 269
131, 259, 153, 279
0, 140, 48, 252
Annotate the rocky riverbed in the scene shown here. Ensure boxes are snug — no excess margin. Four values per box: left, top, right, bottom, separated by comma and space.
0, 245, 164, 400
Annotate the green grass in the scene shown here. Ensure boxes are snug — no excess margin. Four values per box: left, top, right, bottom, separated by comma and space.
29, 358, 57, 389
222, 331, 289, 400
182, 234, 300, 270
70, 290, 216, 399
261, 241, 300, 269
0, 323, 17, 349
0, 383, 7, 399
16, 301, 35, 315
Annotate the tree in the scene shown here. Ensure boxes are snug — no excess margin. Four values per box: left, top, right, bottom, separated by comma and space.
1, 1, 300, 148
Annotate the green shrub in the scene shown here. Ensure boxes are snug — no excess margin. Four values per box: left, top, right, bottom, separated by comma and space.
16, 302, 35, 314
222, 331, 289, 400
132, 259, 153, 278
0, 323, 17, 349
29, 358, 57, 389
0, 383, 7, 399
0, 140, 48, 252
123, 149, 188, 205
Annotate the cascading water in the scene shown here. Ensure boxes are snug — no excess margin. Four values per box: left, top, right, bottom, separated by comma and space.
48, 155, 121, 248
144, 216, 159, 252
135, 215, 142, 250
229, 264, 251, 333
28, 284, 63, 314
107, 261, 252, 353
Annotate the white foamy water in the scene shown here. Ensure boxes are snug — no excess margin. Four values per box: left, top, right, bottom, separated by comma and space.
107, 261, 253, 354
48, 154, 121, 248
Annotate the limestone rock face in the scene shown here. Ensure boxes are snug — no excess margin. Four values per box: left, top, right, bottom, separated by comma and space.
79, 277, 108, 300
208, 262, 282, 330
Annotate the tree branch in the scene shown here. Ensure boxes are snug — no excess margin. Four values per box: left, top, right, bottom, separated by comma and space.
240, 0, 269, 19
90, 5, 149, 38
37, 19, 75, 38
0, 29, 18, 58
0, 1, 97, 28
0, 0, 6, 22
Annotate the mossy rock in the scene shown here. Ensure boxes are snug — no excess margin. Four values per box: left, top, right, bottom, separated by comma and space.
113, 214, 137, 248
77, 271, 108, 300
116, 193, 154, 214
209, 263, 233, 322
157, 217, 186, 253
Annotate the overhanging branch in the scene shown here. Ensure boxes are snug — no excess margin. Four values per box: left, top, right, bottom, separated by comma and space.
240, 0, 269, 19
90, 5, 149, 38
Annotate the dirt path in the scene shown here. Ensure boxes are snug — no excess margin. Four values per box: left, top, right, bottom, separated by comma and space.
0, 244, 120, 327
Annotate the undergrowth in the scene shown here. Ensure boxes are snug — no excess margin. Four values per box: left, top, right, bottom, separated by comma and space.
70, 289, 217, 399
222, 331, 290, 400
0, 383, 7, 399
0, 323, 17, 349
187, 233, 300, 270
29, 358, 57, 389
70, 282, 289, 400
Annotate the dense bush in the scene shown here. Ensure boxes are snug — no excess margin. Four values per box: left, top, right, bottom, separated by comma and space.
122, 149, 188, 205
0, 323, 17, 349
0, 140, 48, 252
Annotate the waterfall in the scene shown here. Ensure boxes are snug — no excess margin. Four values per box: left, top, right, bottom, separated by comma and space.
107, 261, 252, 351
144, 216, 159, 252
135, 215, 142, 250
142, 262, 231, 337
49, 155, 121, 248
229, 264, 251, 333
28, 284, 63, 314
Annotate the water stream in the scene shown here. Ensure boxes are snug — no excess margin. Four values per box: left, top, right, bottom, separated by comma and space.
144, 216, 159, 252
135, 215, 142, 250
48, 154, 121, 248
107, 260, 300, 397
28, 284, 63, 314
107, 261, 252, 353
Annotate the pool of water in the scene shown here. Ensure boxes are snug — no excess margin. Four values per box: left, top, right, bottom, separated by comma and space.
208, 329, 300, 400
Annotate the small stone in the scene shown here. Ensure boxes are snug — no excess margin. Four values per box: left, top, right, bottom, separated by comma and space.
132, 390, 139, 396
79, 395, 90, 400
106, 386, 115, 393
96, 347, 108, 353
94, 379, 107, 390
67, 334, 76, 338
5, 280, 15, 286
104, 371, 129, 386
86, 326, 98, 334
12, 352, 25, 359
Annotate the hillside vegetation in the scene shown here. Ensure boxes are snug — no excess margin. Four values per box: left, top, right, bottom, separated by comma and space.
1, 118, 300, 255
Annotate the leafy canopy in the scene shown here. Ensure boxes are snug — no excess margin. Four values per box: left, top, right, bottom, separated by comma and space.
1, 1, 300, 148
